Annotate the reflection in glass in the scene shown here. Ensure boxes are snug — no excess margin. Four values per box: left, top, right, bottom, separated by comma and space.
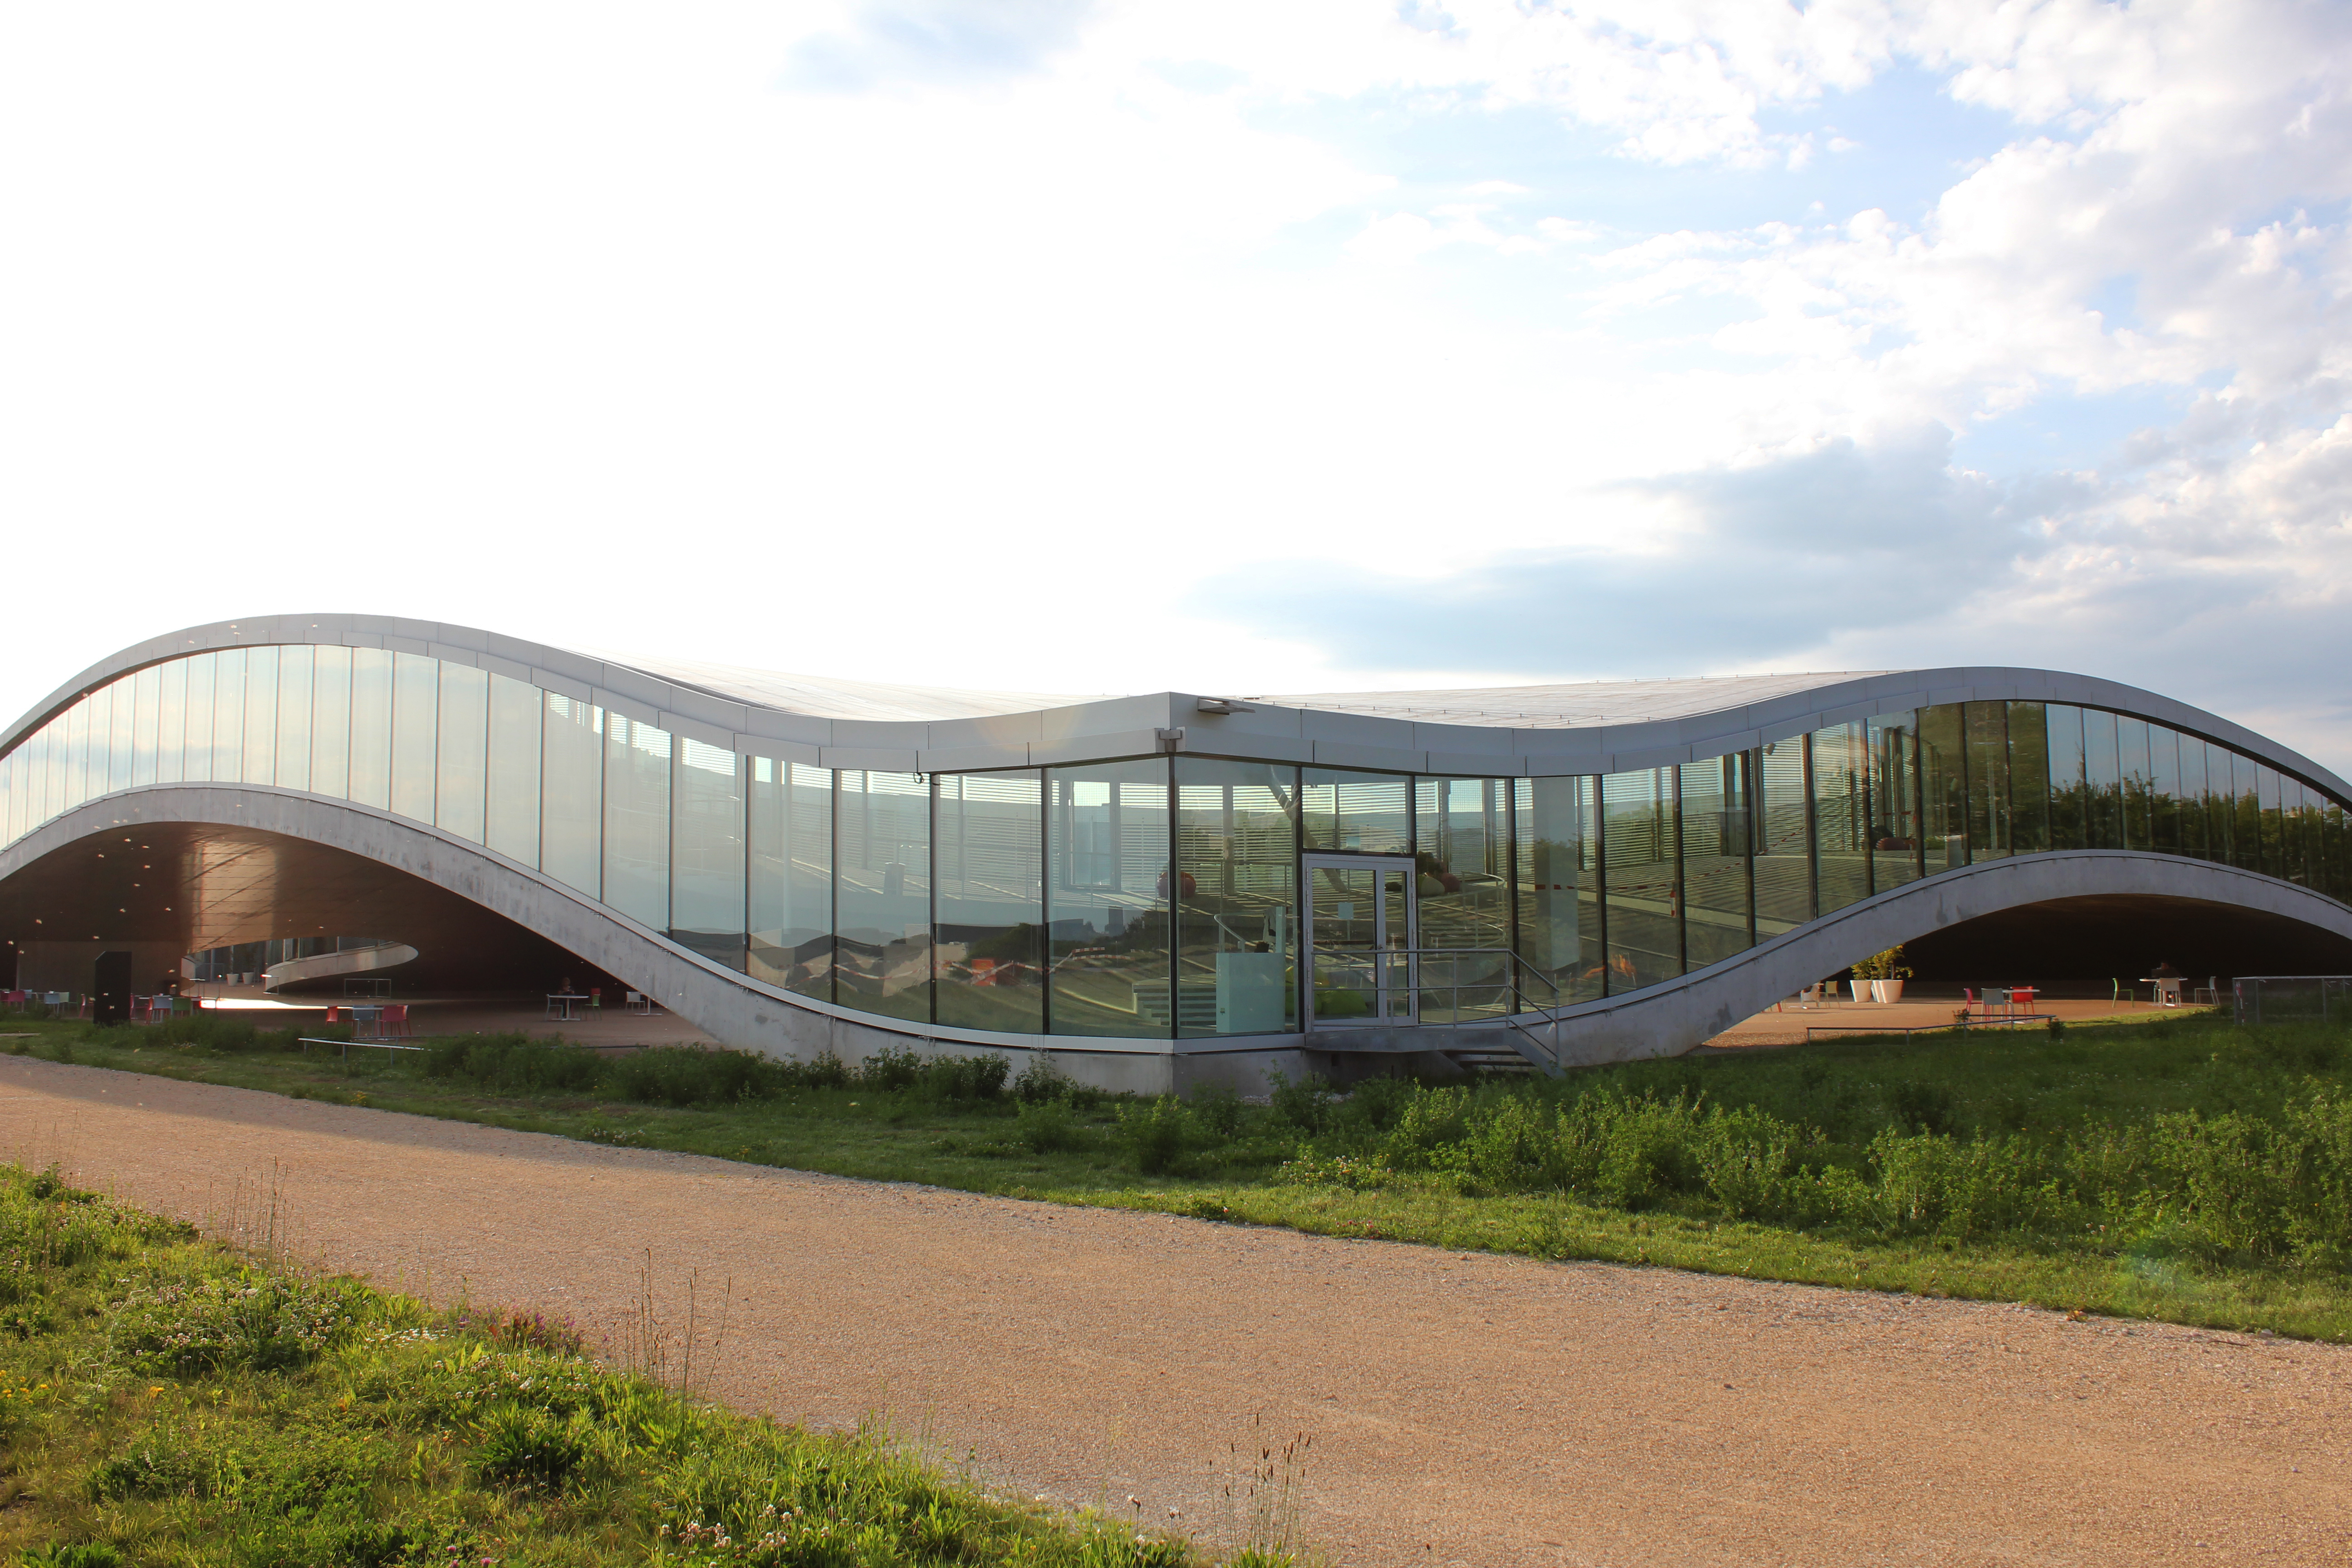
1681, 754, 1753, 970
749, 758, 832, 1001
1962, 702, 2009, 862
2232, 751, 2262, 872
105, 676, 135, 794
274, 647, 312, 793
2007, 702, 2050, 855
604, 714, 672, 931
156, 658, 186, 786
1515, 774, 1601, 1004
838, 769, 931, 1023
671, 738, 746, 970
2082, 709, 2121, 849
1869, 713, 1925, 887
211, 648, 245, 786
2174, 729, 2208, 859
310, 647, 351, 800
1601, 766, 1680, 990
1414, 776, 1513, 1020
485, 674, 541, 865
938, 769, 1046, 1033
2201, 740, 2236, 866
1754, 738, 1810, 934
2148, 725, 2181, 854
62, 695, 90, 812
1049, 758, 1171, 1036
1813, 723, 1872, 908
2117, 717, 2152, 851
242, 647, 278, 787
540, 693, 602, 896
1918, 705, 1965, 870
1173, 760, 1296, 1035
131, 666, 160, 789
1299, 769, 1410, 854
2258, 764, 2283, 879
181, 653, 216, 784
2045, 705, 2086, 850
389, 653, 438, 822
435, 663, 489, 843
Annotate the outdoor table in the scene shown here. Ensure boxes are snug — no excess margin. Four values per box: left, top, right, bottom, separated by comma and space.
546, 992, 589, 1021
2141, 977, 2183, 1007
348, 1005, 383, 1040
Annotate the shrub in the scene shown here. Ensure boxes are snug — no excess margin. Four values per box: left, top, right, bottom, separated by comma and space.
1696, 1106, 1805, 1221
915, 1053, 1009, 1102
1189, 1086, 1245, 1139
608, 1047, 792, 1107
1887, 1080, 1958, 1136
1867, 1130, 2057, 1239
1266, 1071, 1335, 1135
16, 1546, 122, 1568
1014, 1100, 1082, 1154
1012, 1054, 1073, 1103
424, 1034, 605, 1094
1120, 1097, 1193, 1176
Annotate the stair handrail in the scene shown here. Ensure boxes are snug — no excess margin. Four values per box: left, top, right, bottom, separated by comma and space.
1395, 946, 1567, 1073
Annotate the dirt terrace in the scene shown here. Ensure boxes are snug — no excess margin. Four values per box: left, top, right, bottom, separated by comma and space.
2, 1056, 2344, 1567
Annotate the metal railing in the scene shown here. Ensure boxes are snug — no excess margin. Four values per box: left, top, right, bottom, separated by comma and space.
2232, 975, 2352, 1026
1310, 946, 1568, 1073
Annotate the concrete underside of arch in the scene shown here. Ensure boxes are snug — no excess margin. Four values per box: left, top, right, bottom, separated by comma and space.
8, 789, 2352, 1090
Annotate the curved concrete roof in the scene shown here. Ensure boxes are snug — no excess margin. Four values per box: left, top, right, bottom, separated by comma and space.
7, 613, 2347, 804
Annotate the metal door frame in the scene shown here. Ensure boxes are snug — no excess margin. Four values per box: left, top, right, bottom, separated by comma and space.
1302, 852, 1416, 1030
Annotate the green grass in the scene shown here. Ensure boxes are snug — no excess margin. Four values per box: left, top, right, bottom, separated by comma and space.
10, 1007, 2352, 1342
0, 1161, 1297, 1567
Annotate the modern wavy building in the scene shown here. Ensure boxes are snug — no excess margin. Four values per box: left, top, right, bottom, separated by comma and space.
5, 615, 2350, 1090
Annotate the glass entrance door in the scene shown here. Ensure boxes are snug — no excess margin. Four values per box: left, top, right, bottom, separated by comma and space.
1302, 854, 1414, 1028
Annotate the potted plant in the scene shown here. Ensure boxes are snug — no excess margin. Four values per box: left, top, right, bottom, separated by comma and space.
1850, 945, 1914, 1003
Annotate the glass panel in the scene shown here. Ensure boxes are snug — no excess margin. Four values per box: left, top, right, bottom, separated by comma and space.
604, 714, 672, 931
540, 693, 603, 896
2082, 709, 2121, 849
155, 658, 186, 786
39, 720, 64, 826
2258, 764, 2283, 879
1514, 774, 1601, 1005
1175, 759, 1296, 1037
310, 646, 351, 800
2117, 717, 2152, 851
749, 758, 833, 1001
938, 769, 1047, 1033
837, 769, 931, 1024
2044, 705, 2085, 851
130, 666, 160, 789
1918, 704, 1966, 870
241, 646, 277, 786
671, 738, 745, 970
61, 697, 90, 812
1601, 766, 1680, 990
2202, 740, 2235, 866
2147, 725, 2180, 854
1414, 776, 1514, 1021
274, 647, 312, 793
105, 675, 135, 794
1867, 713, 1923, 887
1680, 753, 1752, 970
1048, 757, 1171, 1037
2172, 729, 2207, 859
343, 647, 391, 808
210, 648, 245, 785
1307, 859, 1411, 1023
2284, 779, 2314, 887
485, 674, 541, 865
1813, 723, 1872, 907
2004, 702, 2048, 855
1298, 768, 1410, 854
1754, 737, 1810, 933
179, 654, 214, 784
435, 663, 489, 843
2232, 752, 2262, 872
2326, 801, 2351, 903
389, 652, 438, 823
1962, 702, 2010, 861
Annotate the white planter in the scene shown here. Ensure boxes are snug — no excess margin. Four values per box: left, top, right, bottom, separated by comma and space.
1871, 980, 1906, 1004
1849, 980, 1867, 1003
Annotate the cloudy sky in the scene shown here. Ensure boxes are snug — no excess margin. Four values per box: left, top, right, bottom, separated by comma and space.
4, 1, 2348, 767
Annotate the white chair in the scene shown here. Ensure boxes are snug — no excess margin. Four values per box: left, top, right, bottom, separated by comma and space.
626, 991, 652, 1016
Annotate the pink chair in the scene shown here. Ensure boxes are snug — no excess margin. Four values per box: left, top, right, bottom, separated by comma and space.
381, 1004, 410, 1039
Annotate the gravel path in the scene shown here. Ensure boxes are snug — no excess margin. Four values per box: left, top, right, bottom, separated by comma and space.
4, 1056, 2345, 1567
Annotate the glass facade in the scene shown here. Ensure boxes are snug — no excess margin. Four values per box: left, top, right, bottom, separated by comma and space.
5, 645, 2351, 1039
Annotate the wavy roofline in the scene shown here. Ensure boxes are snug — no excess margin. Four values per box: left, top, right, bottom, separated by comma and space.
7, 612, 2347, 804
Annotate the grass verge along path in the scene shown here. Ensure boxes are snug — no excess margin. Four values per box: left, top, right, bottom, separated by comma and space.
8, 1007, 2352, 1342
0, 1161, 1286, 1567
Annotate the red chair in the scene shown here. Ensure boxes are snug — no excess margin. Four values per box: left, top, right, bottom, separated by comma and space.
381, 1004, 410, 1039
